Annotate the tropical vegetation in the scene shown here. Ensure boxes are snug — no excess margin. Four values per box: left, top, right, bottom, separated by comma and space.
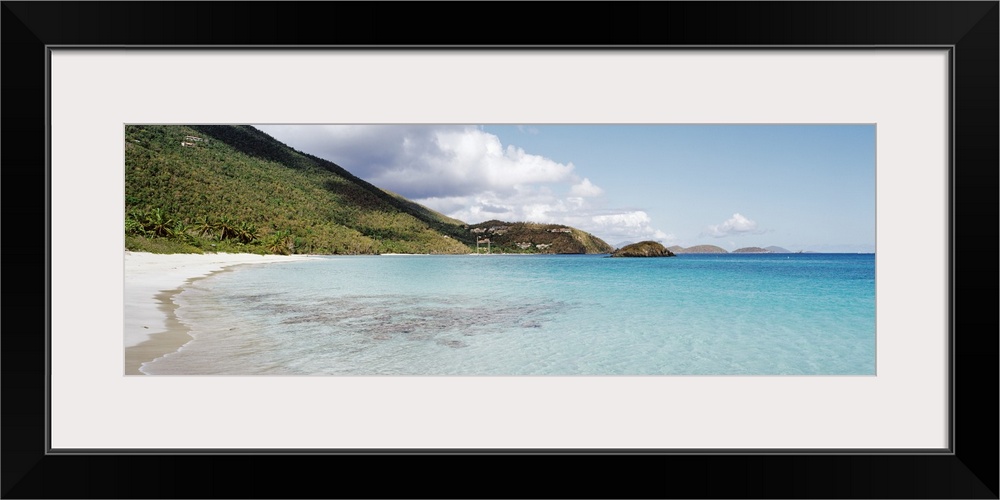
124, 125, 612, 255
465, 220, 612, 254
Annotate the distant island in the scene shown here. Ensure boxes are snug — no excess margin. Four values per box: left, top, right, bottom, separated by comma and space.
610, 241, 676, 258
666, 244, 797, 254
668, 244, 728, 254
124, 125, 611, 256
732, 247, 770, 254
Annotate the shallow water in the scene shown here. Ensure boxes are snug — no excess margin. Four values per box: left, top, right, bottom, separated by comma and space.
140, 253, 876, 375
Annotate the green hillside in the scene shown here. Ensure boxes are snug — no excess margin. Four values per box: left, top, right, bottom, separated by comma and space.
466, 220, 612, 254
124, 125, 472, 255
124, 125, 612, 256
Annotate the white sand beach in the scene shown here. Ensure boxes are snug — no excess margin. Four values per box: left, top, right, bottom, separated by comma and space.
124, 251, 316, 374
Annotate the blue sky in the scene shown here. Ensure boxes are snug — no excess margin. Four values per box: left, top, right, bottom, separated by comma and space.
255, 124, 875, 252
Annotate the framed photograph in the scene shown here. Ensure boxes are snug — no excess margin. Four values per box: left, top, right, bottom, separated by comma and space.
5, 2, 996, 498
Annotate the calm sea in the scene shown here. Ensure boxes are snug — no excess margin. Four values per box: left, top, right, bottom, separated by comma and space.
141, 253, 876, 375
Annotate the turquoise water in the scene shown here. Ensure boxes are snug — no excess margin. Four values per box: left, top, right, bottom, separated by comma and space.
142, 253, 876, 375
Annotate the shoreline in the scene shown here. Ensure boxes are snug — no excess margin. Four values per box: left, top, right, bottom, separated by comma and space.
123, 251, 317, 375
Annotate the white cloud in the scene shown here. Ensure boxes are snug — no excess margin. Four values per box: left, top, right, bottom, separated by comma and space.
592, 211, 653, 228
703, 213, 765, 238
415, 191, 672, 245
569, 178, 604, 197
254, 124, 672, 245
254, 124, 574, 199
591, 212, 674, 243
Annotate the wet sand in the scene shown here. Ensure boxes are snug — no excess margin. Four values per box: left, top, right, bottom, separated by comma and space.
123, 251, 316, 375
124, 287, 192, 374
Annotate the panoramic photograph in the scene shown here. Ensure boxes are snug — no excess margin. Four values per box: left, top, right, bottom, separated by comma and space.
124, 124, 876, 376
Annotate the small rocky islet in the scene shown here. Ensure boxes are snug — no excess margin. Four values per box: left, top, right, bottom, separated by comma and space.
609, 241, 676, 258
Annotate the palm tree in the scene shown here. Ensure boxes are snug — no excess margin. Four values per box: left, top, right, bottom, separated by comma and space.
193, 215, 216, 238
171, 220, 198, 245
125, 210, 148, 236
217, 215, 238, 241
265, 230, 292, 255
145, 208, 175, 238
236, 221, 258, 244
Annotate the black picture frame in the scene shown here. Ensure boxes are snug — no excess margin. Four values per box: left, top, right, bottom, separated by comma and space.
3, 2, 997, 498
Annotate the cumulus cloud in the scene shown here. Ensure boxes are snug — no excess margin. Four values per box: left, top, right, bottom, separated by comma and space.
254, 125, 574, 199
416, 187, 580, 227
591, 212, 673, 243
569, 178, 604, 197
254, 124, 673, 244
415, 190, 672, 245
702, 213, 765, 238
